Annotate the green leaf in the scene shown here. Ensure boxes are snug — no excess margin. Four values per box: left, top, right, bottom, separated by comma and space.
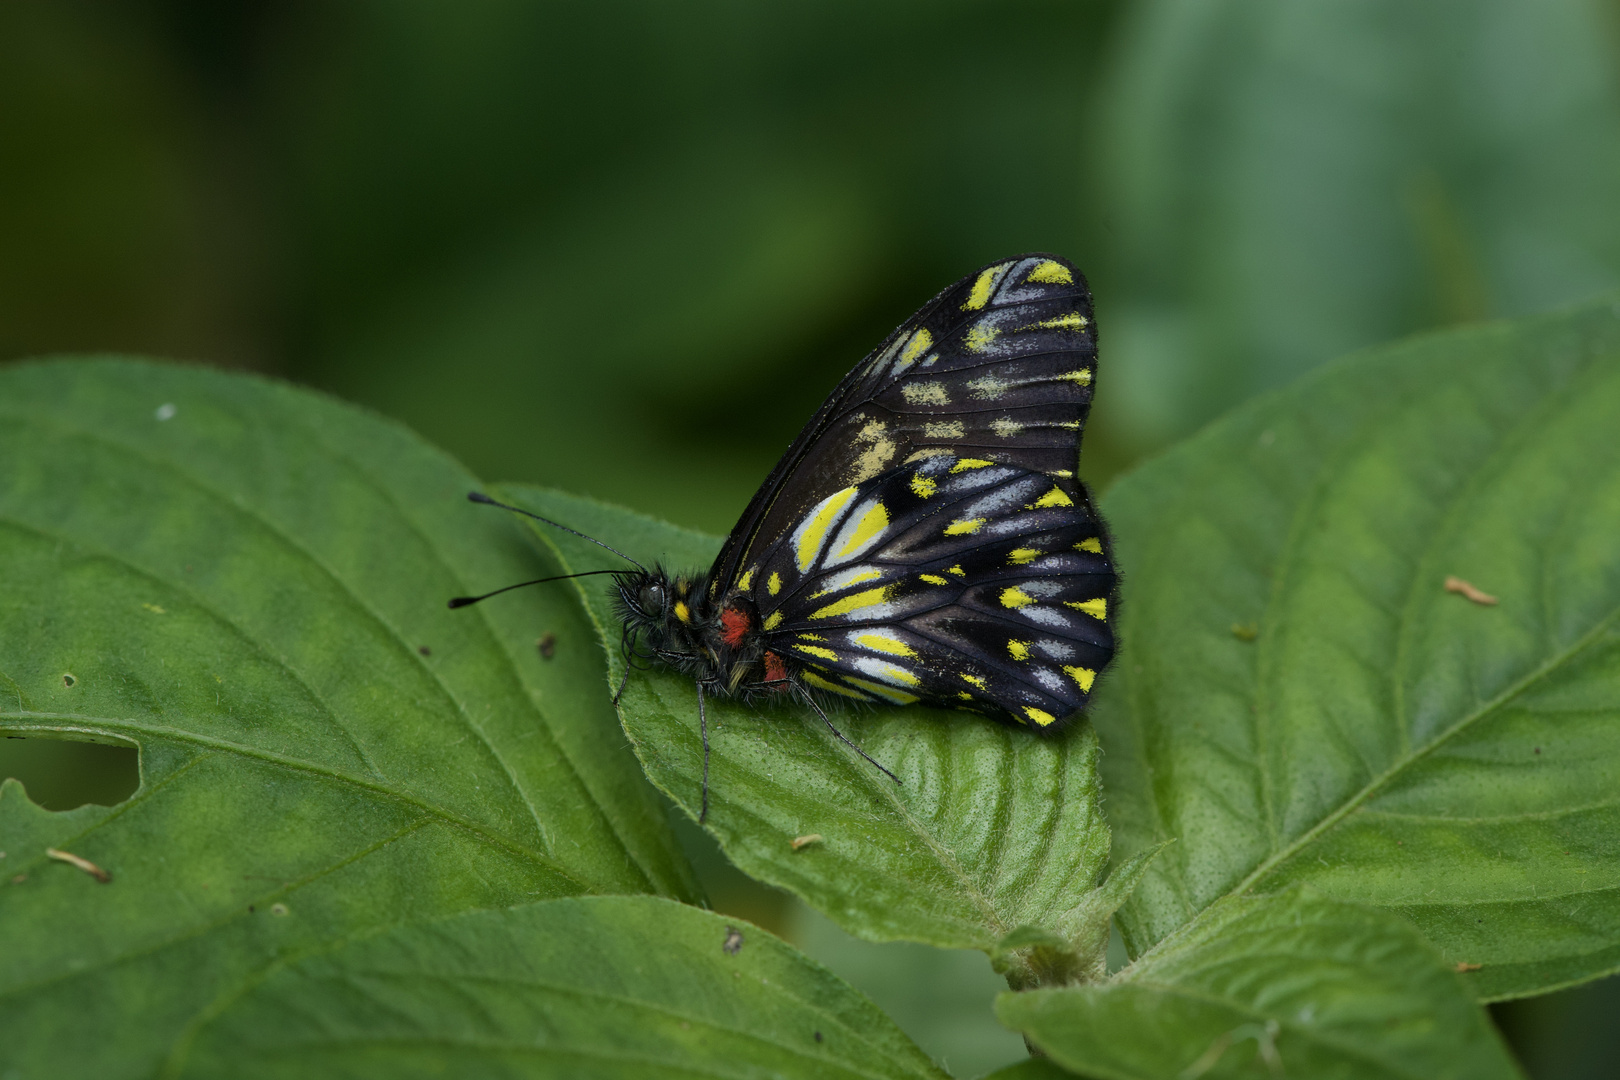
1102, 0, 1620, 444
164, 896, 948, 1079
501, 485, 1119, 961
996, 889, 1521, 1080
1095, 297, 1620, 998
0, 358, 696, 1078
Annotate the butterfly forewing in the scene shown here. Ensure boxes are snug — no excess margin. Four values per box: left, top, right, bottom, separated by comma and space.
709, 254, 1097, 596
748, 451, 1114, 730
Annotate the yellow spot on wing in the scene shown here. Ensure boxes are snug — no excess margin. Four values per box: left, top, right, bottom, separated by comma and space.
951, 458, 992, 472
736, 568, 754, 591
1064, 665, 1097, 691
961, 673, 986, 689
947, 564, 965, 576
796, 645, 838, 661
958, 691, 974, 701
809, 585, 894, 620
837, 503, 889, 557
811, 568, 882, 597
1008, 548, 1041, 565
879, 665, 920, 687
963, 264, 1008, 310
1035, 312, 1088, 331
902, 382, 949, 405
1024, 706, 1057, 727
674, 601, 691, 623
1063, 368, 1093, 386
1000, 587, 1034, 609
856, 634, 915, 657
763, 611, 783, 630
965, 323, 1001, 352
919, 574, 948, 585
844, 676, 919, 703
945, 518, 984, 536
768, 571, 782, 595
991, 418, 1023, 437
924, 420, 965, 439
910, 473, 937, 498
1067, 598, 1108, 620
901, 327, 933, 363
803, 670, 870, 700
1027, 260, 1073, 284
1007, 640, 1030, 660
1077, 537, 1103, 553
1033, 487, 1073, 508
798, 487, 858, 570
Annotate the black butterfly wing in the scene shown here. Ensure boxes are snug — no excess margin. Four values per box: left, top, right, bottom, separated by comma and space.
747, 451, 1114, 729
708, 254, 1097, 599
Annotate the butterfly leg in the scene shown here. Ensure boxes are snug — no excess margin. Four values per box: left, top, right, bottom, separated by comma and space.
800, 691, 901, 785
611, 664, 631, 707
696, 681, 711, 823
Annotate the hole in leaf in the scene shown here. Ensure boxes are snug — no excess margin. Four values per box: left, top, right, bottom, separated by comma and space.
0, 737, 138, 810
62, 673, 76, 688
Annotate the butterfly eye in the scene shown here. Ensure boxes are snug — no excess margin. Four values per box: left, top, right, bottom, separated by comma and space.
642, 584, 666, 612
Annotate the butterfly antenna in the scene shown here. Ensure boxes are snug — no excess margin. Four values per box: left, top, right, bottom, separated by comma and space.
466, 492, 647, 571
448, 569, 624, 609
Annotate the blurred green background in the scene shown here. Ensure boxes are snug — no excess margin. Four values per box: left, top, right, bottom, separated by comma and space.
5, 1, 1620, 1076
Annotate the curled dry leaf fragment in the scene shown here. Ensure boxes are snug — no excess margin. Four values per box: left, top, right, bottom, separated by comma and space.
1444, 576, 1498, 605
790, 833, 823, 851
722, 927, 744, 955
45, 848, 111, 883
1230, 622, 1259, 641
1454, 961, 1482, 973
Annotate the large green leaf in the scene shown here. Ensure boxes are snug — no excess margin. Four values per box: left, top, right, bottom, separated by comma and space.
499, 485, 1122, 970
1095, 297, 1620, 999
0, 359, 696, 1078
996, 890, 1521, 1080
1102, 0, 1620, 445
165, 896, 948, 1080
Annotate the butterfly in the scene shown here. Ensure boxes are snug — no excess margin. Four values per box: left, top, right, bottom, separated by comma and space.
455, 254, 1117, 821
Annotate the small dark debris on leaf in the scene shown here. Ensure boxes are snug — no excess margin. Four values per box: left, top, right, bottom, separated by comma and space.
1534, 747, 1542, 754
537, 633, 557, 660
723, 927, 744, 955
791, 833, 823, 851
271, 903, 289, 917
46, 847, 110, 883
1231, 623, 1259, 641
814, 1031, 823, 1043
247, 904, 255, 913
62, 673, 76, 688
1455, 961, 1482, 973
418, 645, 431, 656
1444, 576, 1498, 605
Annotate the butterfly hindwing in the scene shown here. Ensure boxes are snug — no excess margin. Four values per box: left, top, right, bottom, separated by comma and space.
709, 254, 1097, 597
744, 451, 1115, 730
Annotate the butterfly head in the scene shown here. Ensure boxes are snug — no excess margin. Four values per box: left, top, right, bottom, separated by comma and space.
614, 566, 718, 662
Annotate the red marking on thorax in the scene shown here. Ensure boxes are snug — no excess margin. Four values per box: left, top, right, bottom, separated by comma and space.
720, 605, 753, 648
763, 651, 788, 687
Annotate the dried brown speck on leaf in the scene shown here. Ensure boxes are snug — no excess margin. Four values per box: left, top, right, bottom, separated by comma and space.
722, 927, 744, 955
790, 834, 823, 851
46, 848, 110, 883
1231, 623, 1259, 641
537, 633, 557, 660
1454, 961, 1482, 973
1444, 576, 1498, 605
